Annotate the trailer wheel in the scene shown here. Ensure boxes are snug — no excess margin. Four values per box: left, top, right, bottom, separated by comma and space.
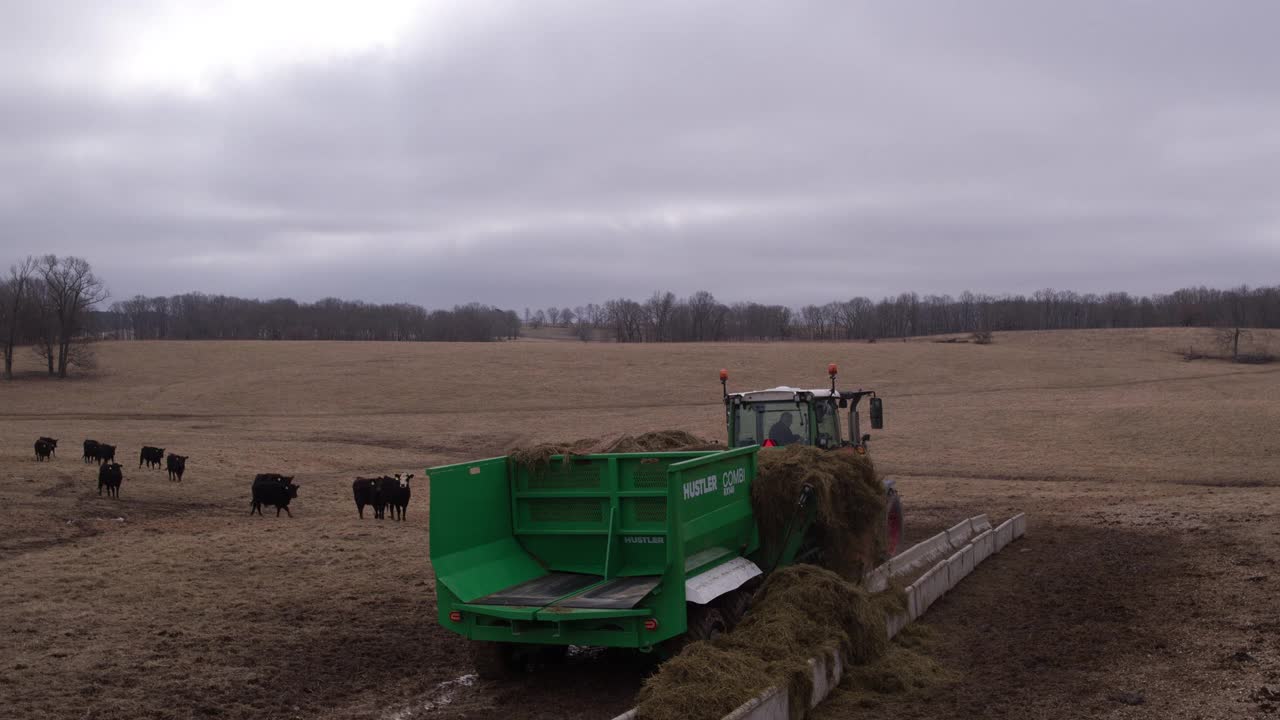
886, 491, 904, 557
470, 641, 517, 680
686, 604, 728, 644
718, 588, 753, 629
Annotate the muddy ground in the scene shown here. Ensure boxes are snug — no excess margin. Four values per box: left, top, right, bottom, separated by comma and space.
2, 331, 1277, 719
814, 478, 1280, 720
413, 477, 1280, 720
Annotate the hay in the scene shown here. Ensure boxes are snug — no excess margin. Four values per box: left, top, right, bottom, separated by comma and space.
508, 430, 720, 471
636, 565, 897, 720
633, 642, 780, 720
753, 445, 887, 578
599, 430, 722, 453
812, 626, 959, 716
507, 438, 600, 472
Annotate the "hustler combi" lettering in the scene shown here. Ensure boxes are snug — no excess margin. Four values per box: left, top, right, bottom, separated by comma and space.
683, 473, 718, 500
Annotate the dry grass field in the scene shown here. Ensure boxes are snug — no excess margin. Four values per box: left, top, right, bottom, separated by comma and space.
2, 328, 1279, 720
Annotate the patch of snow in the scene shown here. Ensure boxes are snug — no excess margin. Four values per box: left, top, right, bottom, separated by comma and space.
386, 672, 478, 719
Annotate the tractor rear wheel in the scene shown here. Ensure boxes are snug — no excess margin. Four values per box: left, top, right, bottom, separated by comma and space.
470, 641, 518, 680
659, 604, 728, 658
686, 604, 728, 643
718, 586, 754, 629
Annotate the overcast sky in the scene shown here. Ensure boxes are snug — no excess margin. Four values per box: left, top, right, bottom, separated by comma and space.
2, 1, 1278, 309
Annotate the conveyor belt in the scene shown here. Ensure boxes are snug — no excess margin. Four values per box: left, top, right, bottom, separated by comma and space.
475, 572, 601, 606
553, 576, 662, 609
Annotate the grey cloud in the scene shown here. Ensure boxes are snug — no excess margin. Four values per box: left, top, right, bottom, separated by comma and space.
1, 1, 1278, 310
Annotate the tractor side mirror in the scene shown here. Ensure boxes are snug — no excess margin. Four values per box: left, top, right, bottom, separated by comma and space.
869, 397, 884, 429
838, 398, 848, 408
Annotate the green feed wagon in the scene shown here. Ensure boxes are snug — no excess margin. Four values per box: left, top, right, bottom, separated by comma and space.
428, 446, 804, 678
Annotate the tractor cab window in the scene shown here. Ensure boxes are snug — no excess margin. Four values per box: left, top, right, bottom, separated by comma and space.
814, 400, 839, 449
735, 402, 807, 447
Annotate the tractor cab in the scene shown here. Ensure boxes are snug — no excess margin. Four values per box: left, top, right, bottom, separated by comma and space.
720, 364, 884, 452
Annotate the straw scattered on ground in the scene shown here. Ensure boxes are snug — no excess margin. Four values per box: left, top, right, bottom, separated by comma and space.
636, 565, 903, 720
811, 625, 958, 717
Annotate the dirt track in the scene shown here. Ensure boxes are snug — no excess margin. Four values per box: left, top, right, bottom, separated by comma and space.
2, 330, 1278, 720
814, 477, 1280, 720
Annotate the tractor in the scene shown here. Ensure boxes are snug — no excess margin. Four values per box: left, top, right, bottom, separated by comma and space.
721, 363, 903, 556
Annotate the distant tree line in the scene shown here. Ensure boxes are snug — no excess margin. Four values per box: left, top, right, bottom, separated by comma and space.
6, 251, 1280, 384
103, 294, 521, 342
539, 286, 1280, 342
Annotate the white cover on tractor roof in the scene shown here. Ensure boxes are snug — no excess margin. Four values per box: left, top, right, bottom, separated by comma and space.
732, 387, 839, 402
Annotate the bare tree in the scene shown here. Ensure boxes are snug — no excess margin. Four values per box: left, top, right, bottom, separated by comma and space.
27, 278, 56, 375
37, 255, 108, 378
1215, 326, 1251, 362
687, 290, 720, 341
605, 299, 646, 342
1, 256, 38, 379
645, 291, 676, 342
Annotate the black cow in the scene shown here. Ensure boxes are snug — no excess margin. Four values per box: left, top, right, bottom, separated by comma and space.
384, 473, 414, 521
370, 476, 395, 519
139, 446, 165, 469
98, 462, 123, 498
166, 454, 187, 482
251, 474, 299, 517
34, 439, 54, 462
94, 443, 116, 465
38, 437, 58, 456
352, 476, 381, 519
83, 440, 99, 464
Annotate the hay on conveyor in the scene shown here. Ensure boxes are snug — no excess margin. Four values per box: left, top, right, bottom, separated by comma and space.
508, 430, 720, 471
753, 445, 887, 578
636, 565, 902, 720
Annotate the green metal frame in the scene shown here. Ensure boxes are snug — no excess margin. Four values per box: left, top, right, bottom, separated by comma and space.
429, 446, 760, 649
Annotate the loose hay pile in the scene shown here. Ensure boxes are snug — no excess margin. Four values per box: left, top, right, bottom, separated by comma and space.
602, 430, 722, 453
636, 565, 904, 720
508, 430, 720, 471
507, 437, 601, 472
753, 445, 887, 578
811, 626, 958, 716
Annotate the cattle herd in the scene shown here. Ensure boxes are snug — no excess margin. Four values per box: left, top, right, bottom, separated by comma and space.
30, 437, 416, 521
352, 474, 414, 521
33, 437, 190, 500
